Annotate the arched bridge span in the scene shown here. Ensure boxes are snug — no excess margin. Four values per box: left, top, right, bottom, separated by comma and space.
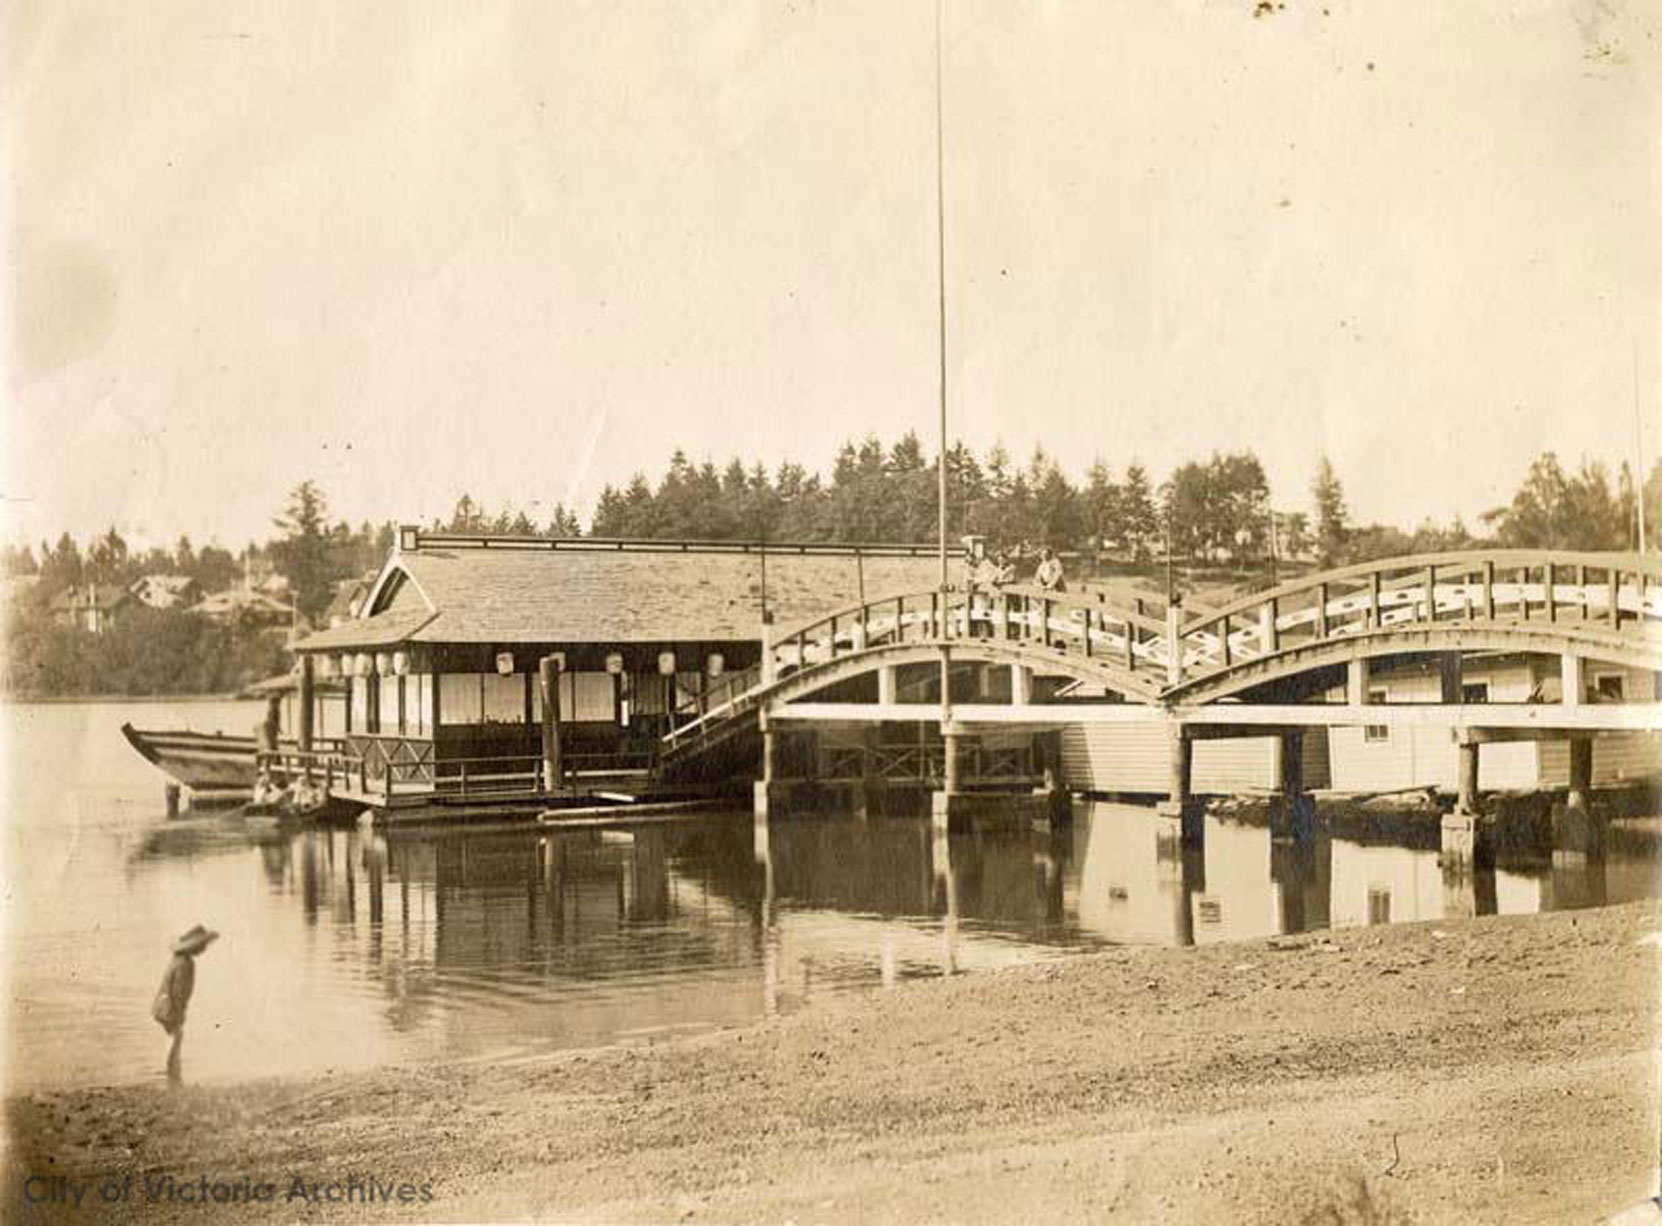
658, 550, 1662, 771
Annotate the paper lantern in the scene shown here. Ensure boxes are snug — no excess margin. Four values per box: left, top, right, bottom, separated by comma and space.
375, 652, 392, 676
336, 654, 351, 677
392, 650, 409, 676
706, 653, 725, 678
495, 652, 515, 675
658, 651, 678, 676
354, 653, 373, 677
605, 652, 625, 675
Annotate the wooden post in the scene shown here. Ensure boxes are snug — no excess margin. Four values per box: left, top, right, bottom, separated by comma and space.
942, 726, 962, 793
1567, 737, 1593, 812
1220, 614, 1232, 667
1316, 582, 1330, 638
1545, 562, 1556, 622
1348, 657, 1372, 707
1439, 653, 1463, 705
1165, 603, 1183, 686
298, 654, 315, 753
878, 664, 898, 706
1456, 738, 1480, 814
539, 654, 564, 794
1609, 567, 1623, 629
1011, 663, 1033, 706
1369, 572, 1382, 628
1260, 599, 1278, 655
1561, 653, 1584, 708
1483, 560, 1496, 620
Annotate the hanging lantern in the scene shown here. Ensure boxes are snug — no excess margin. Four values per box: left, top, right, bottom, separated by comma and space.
706, 652, 725, 678
495, 651, 515, 675
355, 652, 373, 677
375, 652, 392, 676
658, 651, 678, 676
605, 652, 625, 675
392, 650, 409, 676
336, 653, 351, 677
313, 655, 333, 679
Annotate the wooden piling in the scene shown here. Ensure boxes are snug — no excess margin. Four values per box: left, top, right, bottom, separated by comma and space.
539, 654, 564, 794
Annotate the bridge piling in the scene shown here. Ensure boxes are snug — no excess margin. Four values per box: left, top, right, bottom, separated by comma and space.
1442, 737, 1492, 871
1155, 724, 1204, 844
1269, 730, 1315, 843
1551, 737, 1605, 864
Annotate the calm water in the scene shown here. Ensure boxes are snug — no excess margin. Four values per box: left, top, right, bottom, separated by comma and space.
4, 699, 1659, 1093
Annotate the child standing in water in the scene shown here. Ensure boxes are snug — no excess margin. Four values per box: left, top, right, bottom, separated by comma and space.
152, 924, 218, 1085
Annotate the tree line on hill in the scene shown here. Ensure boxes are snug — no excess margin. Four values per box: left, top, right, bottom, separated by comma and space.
4, 444, 1655, 698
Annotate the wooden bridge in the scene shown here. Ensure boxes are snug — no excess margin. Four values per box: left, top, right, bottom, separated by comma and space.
655, 549, 1662, 836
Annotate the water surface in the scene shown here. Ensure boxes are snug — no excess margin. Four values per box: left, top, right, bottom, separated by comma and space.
4, 699, 1656, 1092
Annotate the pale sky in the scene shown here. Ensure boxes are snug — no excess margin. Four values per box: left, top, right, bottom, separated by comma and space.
4, 0, 1658, 550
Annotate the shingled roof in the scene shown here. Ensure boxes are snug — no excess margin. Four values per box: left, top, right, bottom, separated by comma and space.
294, 533, 962, 651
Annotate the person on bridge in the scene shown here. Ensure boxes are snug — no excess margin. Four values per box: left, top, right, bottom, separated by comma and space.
1035, 548, 1067, 593
151, 923, 218, 1086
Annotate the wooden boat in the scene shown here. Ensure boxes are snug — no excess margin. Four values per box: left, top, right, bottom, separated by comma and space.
120, 723, 261, 794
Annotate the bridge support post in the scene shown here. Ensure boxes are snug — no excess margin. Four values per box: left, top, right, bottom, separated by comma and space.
1347, 658, 1373, 707
1269, 730, 1315, 843
1551, 737, 1605, 864
1560, 653, 1583, 707
1442, 736, 1491, 871
1155, 724, 1203, 845
753, 716, 790, 820
855, 725, 885, 820
1010, 663, 1033, 707
877, 665, 898, 706
1438, 653, 1463, 705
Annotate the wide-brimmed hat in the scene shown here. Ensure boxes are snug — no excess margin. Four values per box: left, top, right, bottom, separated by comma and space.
172, 924, 219, 955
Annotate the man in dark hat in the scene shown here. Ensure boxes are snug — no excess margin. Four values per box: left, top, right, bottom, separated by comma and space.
151, 924, 218, 1085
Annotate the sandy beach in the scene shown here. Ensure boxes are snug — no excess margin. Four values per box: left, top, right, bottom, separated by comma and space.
6, 899, 1658, 1224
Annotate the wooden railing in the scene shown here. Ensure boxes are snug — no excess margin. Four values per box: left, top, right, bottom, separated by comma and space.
657, 550, 1662, 769
1170, 550, 1662, 688
818, 742, 1037, 783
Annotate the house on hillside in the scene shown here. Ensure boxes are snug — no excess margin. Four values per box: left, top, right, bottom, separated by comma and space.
130, 573, 199, 610
190, 587, 294, 629
49, 584, 133, 634
290, 527, 957, 803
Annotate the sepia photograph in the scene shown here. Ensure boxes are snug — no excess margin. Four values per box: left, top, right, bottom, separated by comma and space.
3, 2, 1660, 1221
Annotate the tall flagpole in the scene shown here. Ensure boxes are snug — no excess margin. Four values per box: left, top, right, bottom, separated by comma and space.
935, 0, 949, 590
1635, 337, 1648, 554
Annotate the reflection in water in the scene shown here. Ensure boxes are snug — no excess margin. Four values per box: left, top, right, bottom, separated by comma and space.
13, 753, 1662, 1093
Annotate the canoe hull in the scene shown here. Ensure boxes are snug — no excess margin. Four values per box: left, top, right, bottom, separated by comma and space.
120, 724, 259, 792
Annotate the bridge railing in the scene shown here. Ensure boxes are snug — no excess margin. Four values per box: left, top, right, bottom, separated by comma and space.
762, 584, 1171, 681
1172, 550, 1662, 687
660, 583, 1175, 758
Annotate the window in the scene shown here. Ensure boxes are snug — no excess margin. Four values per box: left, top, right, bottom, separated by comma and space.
1367, 887, 1392, 926
1461, 682, 1489, 704
379, 675, 400, 733
531, 672, 618, 723
1364, 688, 1389, 742
481, 674, 526, 725
350, 677, 371, 731
406, 674, 430, 737
1595, 674, 1625, 702
440, 674, 482, 725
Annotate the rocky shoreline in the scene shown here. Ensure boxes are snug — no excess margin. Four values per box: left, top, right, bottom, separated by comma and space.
7, 900, 1659, 1224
